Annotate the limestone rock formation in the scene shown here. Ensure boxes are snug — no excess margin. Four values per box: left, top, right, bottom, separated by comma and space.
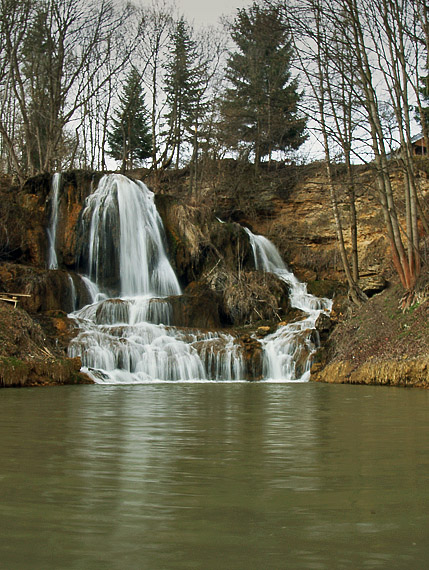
1, 160, 428, 386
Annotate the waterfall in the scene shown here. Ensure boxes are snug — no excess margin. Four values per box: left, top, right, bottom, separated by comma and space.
69, 174, 243, 384
47, 173, 61, 269
68, 174, 330, 384
68, 274, 77, 312
81, 174, 181, 297
245, 228, 332, 381
80, 275, 106, 304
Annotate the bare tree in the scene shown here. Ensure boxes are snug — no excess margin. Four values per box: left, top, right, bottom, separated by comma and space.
0, 0, 138, 180
186, 26, 226, 196
138, 0, 174, 171
340, 0, 422, 296
0, 0, 33, 182
414, 0, 429, 152
271, 0, 428, 301
278, 0, 366, 304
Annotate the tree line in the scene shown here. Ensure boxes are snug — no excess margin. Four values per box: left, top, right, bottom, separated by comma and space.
1, 0, 428, 299
266, 0, 428, 303
0, 0, 305, 183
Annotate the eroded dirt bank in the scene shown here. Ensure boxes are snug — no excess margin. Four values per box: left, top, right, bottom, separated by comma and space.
0, 302, 91, 387
311, 278, 429, 388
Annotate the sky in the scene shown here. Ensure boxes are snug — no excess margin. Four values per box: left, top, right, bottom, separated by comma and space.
174, 0, 252, 27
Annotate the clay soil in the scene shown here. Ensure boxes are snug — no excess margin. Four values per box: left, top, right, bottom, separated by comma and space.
341, 288, 426, 363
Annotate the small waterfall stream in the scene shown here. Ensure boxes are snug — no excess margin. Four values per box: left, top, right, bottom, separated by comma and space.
68, 174, 330, 384
245, 229, 332, 381
47, 173, 61, 269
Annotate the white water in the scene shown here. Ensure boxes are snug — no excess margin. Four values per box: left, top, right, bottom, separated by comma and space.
68, 174, 330, 384
47, 173, 61, 269
82, 174, 181, 297
80, 275, 106, 304
68, 274, 77, 312
69, 174, 243, 384
245, 228, 332, 381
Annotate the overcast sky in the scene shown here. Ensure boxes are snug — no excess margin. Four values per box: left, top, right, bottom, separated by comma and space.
175, 0, 253, 27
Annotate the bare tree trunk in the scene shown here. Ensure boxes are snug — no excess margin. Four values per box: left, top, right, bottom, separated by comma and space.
342, 0, 419, 291
286, 0, 366, 304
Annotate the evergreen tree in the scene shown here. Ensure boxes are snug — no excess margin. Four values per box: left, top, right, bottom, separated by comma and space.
107, 68, 152, 171
163, 18, 203, 168
219, 3, 306, 166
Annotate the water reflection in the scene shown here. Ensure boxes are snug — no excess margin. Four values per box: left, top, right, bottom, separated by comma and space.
0, 384, 428, 569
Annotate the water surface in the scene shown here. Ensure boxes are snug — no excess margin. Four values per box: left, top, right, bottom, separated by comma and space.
1, 383, 428, 569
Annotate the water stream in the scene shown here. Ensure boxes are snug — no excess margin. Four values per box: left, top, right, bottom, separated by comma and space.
245, 229, 332, 381
47, 172, 61, 269
68, 174, 330, 384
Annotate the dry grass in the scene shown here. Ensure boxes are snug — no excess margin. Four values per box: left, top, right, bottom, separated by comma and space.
172, 203, 210, 260
204, 268, 289, 325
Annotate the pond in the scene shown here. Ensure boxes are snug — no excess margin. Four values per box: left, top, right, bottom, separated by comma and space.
1, 382, 428, 569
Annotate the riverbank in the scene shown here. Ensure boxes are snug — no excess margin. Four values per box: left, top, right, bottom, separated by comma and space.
311, 278, 429, 388
0, 302, 91, 387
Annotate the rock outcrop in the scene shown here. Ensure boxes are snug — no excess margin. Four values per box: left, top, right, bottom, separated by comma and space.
311, 357, 429, 388
0, 168, 300, 385
0, 263, 91, 313
1, 160, 428, 387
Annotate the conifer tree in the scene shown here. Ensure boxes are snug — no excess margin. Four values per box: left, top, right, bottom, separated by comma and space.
219, 3, 306, 166
107, 68, 152, 171
163, 17, 203, 168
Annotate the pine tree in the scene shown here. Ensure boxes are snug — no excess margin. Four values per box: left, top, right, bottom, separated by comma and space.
163, 18, 204, 168
107, 68, 152, 171
219, 3, 307, 166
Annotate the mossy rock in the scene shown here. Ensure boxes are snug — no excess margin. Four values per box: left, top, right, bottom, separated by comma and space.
0, 355, 93, 388
307, 279, 343, 299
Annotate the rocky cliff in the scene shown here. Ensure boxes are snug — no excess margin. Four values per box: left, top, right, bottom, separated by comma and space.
0, 160, 428, 387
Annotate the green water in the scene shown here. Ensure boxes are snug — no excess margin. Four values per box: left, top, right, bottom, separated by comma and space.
1, 383, 428, 569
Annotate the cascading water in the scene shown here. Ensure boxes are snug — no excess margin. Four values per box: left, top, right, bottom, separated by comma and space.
45, 174, 117, 313
47, 173, 61, 269
69, 174, 244, 384
82, 175, 181, 297
245, 228, 332, 381
68, 274, 77, 312
67, 174, 330, 384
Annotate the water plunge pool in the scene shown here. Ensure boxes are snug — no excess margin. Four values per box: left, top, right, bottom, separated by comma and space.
1, 382, 428, 569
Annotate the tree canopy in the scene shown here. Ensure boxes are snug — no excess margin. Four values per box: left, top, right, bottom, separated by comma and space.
219, 3, 307, 165
107, 68, 152, 171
